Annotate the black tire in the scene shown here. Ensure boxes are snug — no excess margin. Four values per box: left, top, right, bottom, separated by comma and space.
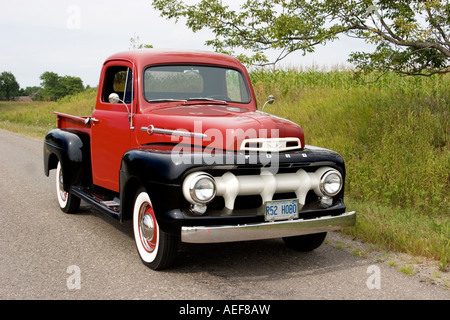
56, 161, 80, 213
132, 188, 179, 270
282, 232, 327, 251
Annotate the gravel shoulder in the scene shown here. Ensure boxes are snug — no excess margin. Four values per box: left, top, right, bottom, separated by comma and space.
326, 232, 449, 291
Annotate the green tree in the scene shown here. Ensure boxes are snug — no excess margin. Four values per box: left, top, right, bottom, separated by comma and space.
0, 71, 20, 100
129, 34, 154, 50
153, 0, 449, 76
40, 72, 61, 101
40, 71, 84, 101
59, 75, 85, 96
20, 86, 42, 100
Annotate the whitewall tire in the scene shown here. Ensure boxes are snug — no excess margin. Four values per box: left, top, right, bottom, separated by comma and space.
133, 189, 178, 270
56, 161, 80, 213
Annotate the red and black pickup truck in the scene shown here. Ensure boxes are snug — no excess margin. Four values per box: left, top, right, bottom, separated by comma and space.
44, 49, 356, 270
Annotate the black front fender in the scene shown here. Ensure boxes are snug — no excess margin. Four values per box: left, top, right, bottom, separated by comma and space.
119, 149, 189, 234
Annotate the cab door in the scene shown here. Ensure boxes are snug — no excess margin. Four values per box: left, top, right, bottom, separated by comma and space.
91, 62, 134, 192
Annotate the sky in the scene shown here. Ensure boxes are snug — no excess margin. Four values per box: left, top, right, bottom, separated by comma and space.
1, 0, 370, 89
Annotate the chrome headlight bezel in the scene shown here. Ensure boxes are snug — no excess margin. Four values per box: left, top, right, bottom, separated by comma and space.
319, 169, 343, 197
183, 172, 217, 204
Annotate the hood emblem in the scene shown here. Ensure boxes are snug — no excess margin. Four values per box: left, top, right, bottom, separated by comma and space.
240, 138, 301, 152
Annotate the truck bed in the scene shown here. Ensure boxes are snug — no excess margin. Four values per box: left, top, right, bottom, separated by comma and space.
55, 112, 91, 135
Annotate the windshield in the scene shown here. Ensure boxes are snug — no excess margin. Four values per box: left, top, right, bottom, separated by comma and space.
143, 65, 251, 103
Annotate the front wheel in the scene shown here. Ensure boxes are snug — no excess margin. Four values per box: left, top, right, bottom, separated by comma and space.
56, 161, 80, 213
133, 190, 179, 270
282, 232, 327, 251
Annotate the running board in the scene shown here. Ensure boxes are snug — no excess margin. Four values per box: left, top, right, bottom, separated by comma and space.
71, 185, 120, 219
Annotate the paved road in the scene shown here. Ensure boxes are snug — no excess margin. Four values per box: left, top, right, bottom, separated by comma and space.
0, 129, 448, 301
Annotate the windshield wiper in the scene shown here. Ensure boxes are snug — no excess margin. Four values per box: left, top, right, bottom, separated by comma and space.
185, 97, 227, 104
147, 98, 186, 103
147, 97, 228, 104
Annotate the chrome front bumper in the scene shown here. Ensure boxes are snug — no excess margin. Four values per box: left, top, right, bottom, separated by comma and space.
181, 211, 356, 243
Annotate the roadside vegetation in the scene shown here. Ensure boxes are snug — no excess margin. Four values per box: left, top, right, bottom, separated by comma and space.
0, 71, 85, 102
0, 87, 96, 139
252, 68, 449, 271
0, 69, 448, 271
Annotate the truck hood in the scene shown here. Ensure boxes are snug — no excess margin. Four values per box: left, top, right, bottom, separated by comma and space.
135, 104, 305, 151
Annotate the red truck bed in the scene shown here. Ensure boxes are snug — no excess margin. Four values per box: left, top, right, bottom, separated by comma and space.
54, 112, 91, 135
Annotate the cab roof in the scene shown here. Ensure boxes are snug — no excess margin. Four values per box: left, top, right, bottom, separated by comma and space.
104, 49, 246, 70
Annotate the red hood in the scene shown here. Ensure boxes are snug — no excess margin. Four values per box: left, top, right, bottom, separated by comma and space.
134, 104, 304, 151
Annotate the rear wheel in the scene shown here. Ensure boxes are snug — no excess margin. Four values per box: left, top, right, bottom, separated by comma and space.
56, 161, 80, 213
133, 189, 179, 270
282, 232, 327, 251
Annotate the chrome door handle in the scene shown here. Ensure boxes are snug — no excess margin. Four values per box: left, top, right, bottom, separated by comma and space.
84, 117, 99, 125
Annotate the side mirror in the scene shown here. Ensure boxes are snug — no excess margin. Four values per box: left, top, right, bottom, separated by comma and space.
262, 94, 275, 112
108, 93, 121, 104
107, 93, 134, 129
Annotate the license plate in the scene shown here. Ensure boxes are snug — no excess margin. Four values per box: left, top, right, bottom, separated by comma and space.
265, 199, 299, 221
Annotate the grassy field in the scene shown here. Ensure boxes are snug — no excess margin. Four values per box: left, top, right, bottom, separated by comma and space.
252, 68, 449, 271
0, 88, 97, 139
1, 70, 448, 271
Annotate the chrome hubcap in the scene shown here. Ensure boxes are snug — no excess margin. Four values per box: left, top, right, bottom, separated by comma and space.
58, 168, 67, 201
141, 214, 155, 242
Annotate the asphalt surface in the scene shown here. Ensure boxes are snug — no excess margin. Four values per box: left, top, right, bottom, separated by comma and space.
0, 129, 448, 301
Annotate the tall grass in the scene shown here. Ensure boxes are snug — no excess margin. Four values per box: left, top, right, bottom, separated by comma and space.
0, 88, 97, 138
251, 68, 449, 269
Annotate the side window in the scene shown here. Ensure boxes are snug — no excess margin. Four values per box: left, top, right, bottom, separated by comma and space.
102, 66, 133, 104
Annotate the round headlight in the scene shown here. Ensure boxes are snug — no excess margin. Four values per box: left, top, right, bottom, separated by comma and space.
191, 176, 216, 203
320, 170, 343, 197
183, 172, 216, 204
